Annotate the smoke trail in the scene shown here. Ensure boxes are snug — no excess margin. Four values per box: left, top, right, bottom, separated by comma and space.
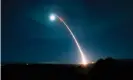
57, 16, 88, 65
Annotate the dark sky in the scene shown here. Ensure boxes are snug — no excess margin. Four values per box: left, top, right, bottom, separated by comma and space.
2, 0, 133, 63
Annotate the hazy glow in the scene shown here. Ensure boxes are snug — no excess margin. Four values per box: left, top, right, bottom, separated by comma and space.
49, 14, 56, 21
55, 15, 88, 65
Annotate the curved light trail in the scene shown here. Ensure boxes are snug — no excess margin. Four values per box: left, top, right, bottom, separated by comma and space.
55, 15, 88, 65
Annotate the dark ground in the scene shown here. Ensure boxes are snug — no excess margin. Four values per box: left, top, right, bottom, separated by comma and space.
2, 58, 133, 80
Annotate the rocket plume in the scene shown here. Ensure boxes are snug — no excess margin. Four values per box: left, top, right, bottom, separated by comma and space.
56, 16, 88, 65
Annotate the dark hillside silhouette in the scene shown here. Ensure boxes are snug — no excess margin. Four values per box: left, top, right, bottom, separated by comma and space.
2, 58, 133, 80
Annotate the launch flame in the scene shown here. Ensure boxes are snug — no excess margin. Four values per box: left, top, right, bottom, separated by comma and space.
56, 15, 88, 65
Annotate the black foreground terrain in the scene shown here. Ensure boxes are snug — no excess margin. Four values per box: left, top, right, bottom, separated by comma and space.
2, 59, 133, 80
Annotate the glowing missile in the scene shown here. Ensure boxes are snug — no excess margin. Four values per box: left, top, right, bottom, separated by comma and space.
49, 14, 88, 65
49, 14, 56, 21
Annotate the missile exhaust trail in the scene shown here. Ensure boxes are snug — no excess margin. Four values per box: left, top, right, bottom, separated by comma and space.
56, 16, 88, 65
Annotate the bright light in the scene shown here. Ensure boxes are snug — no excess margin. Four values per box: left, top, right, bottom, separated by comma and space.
49, 14, 56, 21
57, 16, 88, 65
49, 14, 89, 65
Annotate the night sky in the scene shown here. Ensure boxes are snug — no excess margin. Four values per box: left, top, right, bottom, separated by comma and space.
2, 0, 133, 63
